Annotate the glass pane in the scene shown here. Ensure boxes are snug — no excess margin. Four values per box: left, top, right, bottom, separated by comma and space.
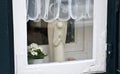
27, 0, 40, 21
27, 19, 93, 64
43, 0, 60, 22
89, 0, 93, 18
70, 0, 86, 20
58, 0, 70, 21
27, 0, 94, 64
85, 0, 93, 18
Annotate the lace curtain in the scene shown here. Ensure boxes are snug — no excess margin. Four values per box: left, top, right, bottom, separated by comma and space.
27, 0, 93, 22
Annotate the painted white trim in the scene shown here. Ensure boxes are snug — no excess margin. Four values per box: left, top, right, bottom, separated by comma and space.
12, 0, 108, 74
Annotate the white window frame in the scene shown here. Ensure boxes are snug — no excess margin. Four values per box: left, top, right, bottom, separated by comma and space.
12, 0, 108, 74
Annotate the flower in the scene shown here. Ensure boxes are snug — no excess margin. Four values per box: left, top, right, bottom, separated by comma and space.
27, 43, 47, 60
38, 46, 43, 52
31, 51, 38, 56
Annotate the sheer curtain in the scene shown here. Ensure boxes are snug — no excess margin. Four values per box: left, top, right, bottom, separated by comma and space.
27, 0, 93, 22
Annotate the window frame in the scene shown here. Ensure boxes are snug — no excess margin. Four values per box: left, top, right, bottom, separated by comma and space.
12, 0, 108, 74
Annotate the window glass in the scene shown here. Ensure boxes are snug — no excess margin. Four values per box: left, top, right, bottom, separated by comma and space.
27, 0, 93, 64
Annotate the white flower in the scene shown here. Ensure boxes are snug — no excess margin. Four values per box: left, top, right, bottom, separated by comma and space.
31, 48, 37, 51
31, 51, 38, 56
38, 46, 43, 52
30, 43, 38, 49
28, 43, 45, 56
28, 43, 40, 51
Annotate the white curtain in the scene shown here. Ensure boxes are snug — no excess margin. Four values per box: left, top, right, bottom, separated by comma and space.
27, 0, 93, 22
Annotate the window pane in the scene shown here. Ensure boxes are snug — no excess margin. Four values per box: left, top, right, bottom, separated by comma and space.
27, 0, 93, 64
27, 19, 93, 64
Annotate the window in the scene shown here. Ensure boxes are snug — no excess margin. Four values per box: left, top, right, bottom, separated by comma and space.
13, 0, 107, 74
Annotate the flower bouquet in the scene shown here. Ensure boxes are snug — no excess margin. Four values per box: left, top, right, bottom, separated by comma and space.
28, 43, 47, 64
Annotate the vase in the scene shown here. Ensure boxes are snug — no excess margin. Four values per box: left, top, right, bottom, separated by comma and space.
28, 59, 44, 64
